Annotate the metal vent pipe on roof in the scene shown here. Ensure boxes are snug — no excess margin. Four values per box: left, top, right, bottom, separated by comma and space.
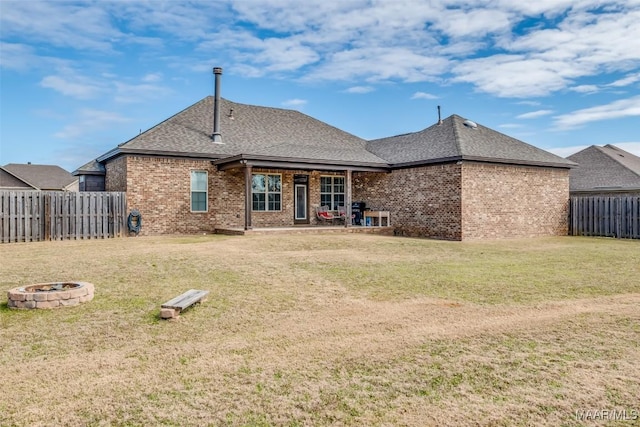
212, 67, 223, 143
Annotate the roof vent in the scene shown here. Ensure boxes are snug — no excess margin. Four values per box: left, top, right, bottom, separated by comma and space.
463, 120, 477, 129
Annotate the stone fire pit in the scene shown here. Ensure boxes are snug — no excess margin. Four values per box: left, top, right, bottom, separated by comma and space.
7, 282, 95, 309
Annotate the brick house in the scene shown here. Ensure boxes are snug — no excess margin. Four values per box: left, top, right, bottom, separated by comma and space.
567, 144, 640, 197
74, 69, 574, 240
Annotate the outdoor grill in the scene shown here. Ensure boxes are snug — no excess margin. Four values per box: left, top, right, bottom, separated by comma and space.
351, 201, 366, 226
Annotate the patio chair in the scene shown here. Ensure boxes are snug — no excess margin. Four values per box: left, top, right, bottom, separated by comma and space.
316, 205, 335, 225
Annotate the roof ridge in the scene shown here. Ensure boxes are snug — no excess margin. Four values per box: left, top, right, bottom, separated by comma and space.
221, 97, 300, 114
119, 97, 212, 147
370, 114, 459, 142
223, 97, 367, 145
597, 144, 640, 179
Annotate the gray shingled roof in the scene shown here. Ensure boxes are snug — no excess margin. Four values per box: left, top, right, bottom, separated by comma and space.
0, 168, 32, 189
72, 159, 105, 176
104, 97, 388, 166
93, 97, 572, 171
2, 163, 77, 190
567, 144, 640, 191
367, 114, 575, 168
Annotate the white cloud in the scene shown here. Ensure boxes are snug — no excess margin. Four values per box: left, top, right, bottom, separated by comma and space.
119, 2, 223, 41
0, 42, 71, 72
345, 86, 374, 94
282, 98, 307, 107
40, 74, 105, 99
452, 55, 571, 97
516, 109, 554, 119
142, 73, 163, 83
114, 81, 172, 103
411, 92, 438, 100
307, 47, 448, 83
256, 38, 320, 72
516, 101, 541, 106
0, 1, 121, 52
452, 7, 640, 97
553, 95, 640, 129
54, 109, 131, 139
607, 72, 640, 87
570, 85, 599, 93
0, 43, 38, 71
432, 7, 514, 38
7, 0, 640, 100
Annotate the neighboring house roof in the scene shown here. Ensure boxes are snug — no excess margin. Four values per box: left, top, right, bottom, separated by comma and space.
72, 159, 106, 176
1, 163, 78, 190
567, 144, 640, 192
367, 115, 575, 169
0, 168, 33, 189
98, 97, 389, 170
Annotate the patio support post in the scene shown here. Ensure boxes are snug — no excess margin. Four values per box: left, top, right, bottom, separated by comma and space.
345, 169, 352, 228
244, 163, 253, 230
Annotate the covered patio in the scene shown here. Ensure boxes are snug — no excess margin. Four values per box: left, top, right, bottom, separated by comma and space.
213, 154, 389, 231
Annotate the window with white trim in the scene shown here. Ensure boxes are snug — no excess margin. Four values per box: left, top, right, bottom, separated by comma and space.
252, 173, 281, 211
320, 176, 344, 210
190, 170, 208, 212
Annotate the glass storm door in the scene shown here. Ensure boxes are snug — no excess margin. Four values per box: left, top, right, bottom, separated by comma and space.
294, 184, 308, 222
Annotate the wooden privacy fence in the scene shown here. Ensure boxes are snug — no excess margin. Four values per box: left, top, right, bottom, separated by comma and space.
570, 196, 640, 239
1, 191, 127, 243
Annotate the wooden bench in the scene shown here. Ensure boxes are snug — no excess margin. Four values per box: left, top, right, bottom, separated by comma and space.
160, 289, 209, 319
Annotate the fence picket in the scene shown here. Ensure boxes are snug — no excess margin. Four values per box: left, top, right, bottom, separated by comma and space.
0, 191, 126, 243
570, 196, 640, 239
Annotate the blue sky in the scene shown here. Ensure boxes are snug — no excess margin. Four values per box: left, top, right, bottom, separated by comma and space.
1, 0, 639, 172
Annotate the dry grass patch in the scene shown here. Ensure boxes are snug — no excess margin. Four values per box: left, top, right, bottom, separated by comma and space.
1, 234, 639, 426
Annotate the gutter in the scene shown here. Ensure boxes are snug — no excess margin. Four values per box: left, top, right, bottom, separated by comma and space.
390, 155, 577, 170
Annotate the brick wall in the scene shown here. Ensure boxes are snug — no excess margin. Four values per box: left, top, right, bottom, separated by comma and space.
210, 168, 245, 229
106, 156, 226, 235
249, 169, 344, 227
353, 163, 463, 240
353, 162, 569, 240
103, 157, 348, 233
461, 162, 569, 239
104, 154, 569, 239
105, 156, 127, 192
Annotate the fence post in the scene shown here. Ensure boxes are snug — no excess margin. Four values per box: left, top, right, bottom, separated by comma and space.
615, 197, 622, 238
44, 193, 51, 241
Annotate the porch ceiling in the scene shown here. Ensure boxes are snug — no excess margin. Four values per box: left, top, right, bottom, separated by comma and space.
213, 154, 389, 172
